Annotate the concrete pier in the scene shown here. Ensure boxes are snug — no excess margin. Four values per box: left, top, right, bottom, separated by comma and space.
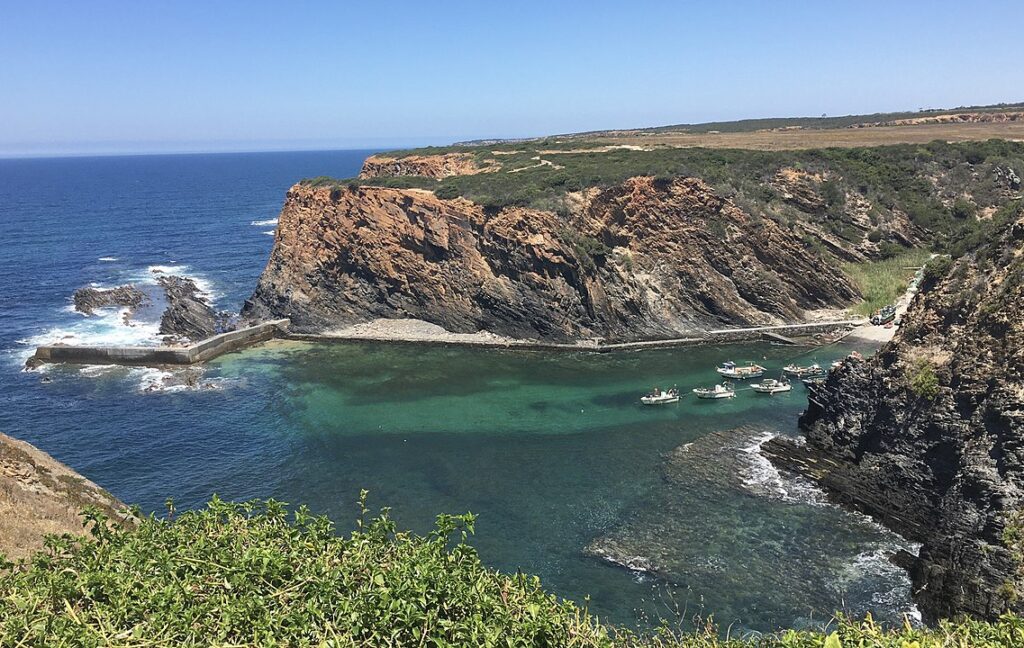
31, 319, 289, 367
286, 320, 863, 353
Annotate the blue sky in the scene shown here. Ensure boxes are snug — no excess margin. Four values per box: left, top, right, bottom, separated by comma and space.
2, 0, 1022, 156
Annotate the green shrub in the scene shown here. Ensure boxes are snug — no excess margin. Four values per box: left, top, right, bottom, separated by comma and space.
951, 197, 977, 220
907, 357, 940, 400
842, 248, 932, 316
435, 183, 460, 200
922, 255, 953, 286
2, 497, 1024, 646
561, 229, 610, 272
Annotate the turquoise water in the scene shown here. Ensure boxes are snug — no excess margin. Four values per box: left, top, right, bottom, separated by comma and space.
209, 338, 913, 633
0, 152, 917, 635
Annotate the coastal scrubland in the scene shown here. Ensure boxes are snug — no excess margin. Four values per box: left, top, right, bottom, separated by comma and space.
1, 497, 1022, 647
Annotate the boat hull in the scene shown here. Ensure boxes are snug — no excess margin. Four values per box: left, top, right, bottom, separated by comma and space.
641, 396, 680, 405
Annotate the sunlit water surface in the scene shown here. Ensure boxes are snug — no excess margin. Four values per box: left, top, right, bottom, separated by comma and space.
0, 152, 916, 634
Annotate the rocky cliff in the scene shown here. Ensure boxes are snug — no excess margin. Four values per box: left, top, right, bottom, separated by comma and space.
242, 176, 857, 340
0, 432, 128, 560
765, 212, 1024, 622
359, 153, 493, 179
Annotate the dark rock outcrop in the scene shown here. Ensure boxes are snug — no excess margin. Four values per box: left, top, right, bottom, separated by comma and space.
767, 215, 1024, 622
72, 285, 147, 316
157, 276, 224, 342
242, 177, 858, 341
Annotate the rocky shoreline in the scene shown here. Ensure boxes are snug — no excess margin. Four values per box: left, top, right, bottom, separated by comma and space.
764, 215, 1024, 623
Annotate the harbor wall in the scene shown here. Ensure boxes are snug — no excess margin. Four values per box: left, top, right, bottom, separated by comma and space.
32, 319, 289, 366
286, 320, 864, 353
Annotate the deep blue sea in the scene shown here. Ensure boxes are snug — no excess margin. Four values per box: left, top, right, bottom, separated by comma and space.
0, 151, 919, 635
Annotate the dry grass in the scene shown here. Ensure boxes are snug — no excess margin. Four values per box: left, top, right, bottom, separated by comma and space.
581, 122, 1024, 151
0, 432, 128, 560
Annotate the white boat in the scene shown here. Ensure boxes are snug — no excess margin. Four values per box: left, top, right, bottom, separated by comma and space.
830, 360, 842, 370
716, 361, 766, 379
693, 382, 736, 399
783, 363, 822, 378
750, 378, 792, 394
641, 387, 680, 405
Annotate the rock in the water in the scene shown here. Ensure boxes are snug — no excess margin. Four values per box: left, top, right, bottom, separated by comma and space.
769, 214, 1024, 622
157, 276, 225, 342
72, 285, 147, 316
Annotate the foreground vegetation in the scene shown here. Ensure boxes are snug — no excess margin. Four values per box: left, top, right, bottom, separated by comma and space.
1, 496, 1023, 646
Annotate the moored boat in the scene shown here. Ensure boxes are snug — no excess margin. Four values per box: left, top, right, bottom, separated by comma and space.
750, 378, 792, 394
782, 362, 822, 378
641, 386, 680, 405
801, 375, 827, 386
716, 361, 765, 379
693, 382, 736, 399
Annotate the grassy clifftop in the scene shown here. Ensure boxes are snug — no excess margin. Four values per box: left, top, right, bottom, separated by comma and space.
314, 140, 1024, 262
2, 496, 1023, 646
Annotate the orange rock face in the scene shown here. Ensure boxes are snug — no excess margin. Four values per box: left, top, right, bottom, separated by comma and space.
243, 177, 858, 341
358, 153, 492, 179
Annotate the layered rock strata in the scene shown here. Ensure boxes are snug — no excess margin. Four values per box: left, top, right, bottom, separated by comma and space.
242, 177, 858, 340
766, 215, 1024, 622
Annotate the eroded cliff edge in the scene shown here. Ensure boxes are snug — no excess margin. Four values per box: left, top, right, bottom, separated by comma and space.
0, 432, 128, 560
242, 176, 857, 340
765, 213, 1024, 622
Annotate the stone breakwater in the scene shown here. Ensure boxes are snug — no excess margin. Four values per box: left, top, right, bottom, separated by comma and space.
283, 318, 860, 352
30, 319, 289, 367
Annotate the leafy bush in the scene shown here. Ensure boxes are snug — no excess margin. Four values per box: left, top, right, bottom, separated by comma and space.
922, 255, 954, 287
2, 497, 1024, 646
951, 197, 977, 220
561, 229, 610, 272
434, 183, 460, 200
907, 357, 940, 400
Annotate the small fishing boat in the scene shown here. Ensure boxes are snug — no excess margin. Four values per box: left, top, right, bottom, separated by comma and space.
750, 378, 792, 394
801, 375, 827, 386
693, 382, 736, 400
716, 361, 765, 379
782, 363, 822, 378
641, 386, 680, 405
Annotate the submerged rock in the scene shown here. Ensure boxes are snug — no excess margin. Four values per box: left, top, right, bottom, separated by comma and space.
770, 215, 1024, 622
585, 427, 917, 628
72, 284, 147, 317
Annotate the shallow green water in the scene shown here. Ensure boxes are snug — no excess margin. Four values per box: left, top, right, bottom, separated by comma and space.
204, 339, 916, 633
